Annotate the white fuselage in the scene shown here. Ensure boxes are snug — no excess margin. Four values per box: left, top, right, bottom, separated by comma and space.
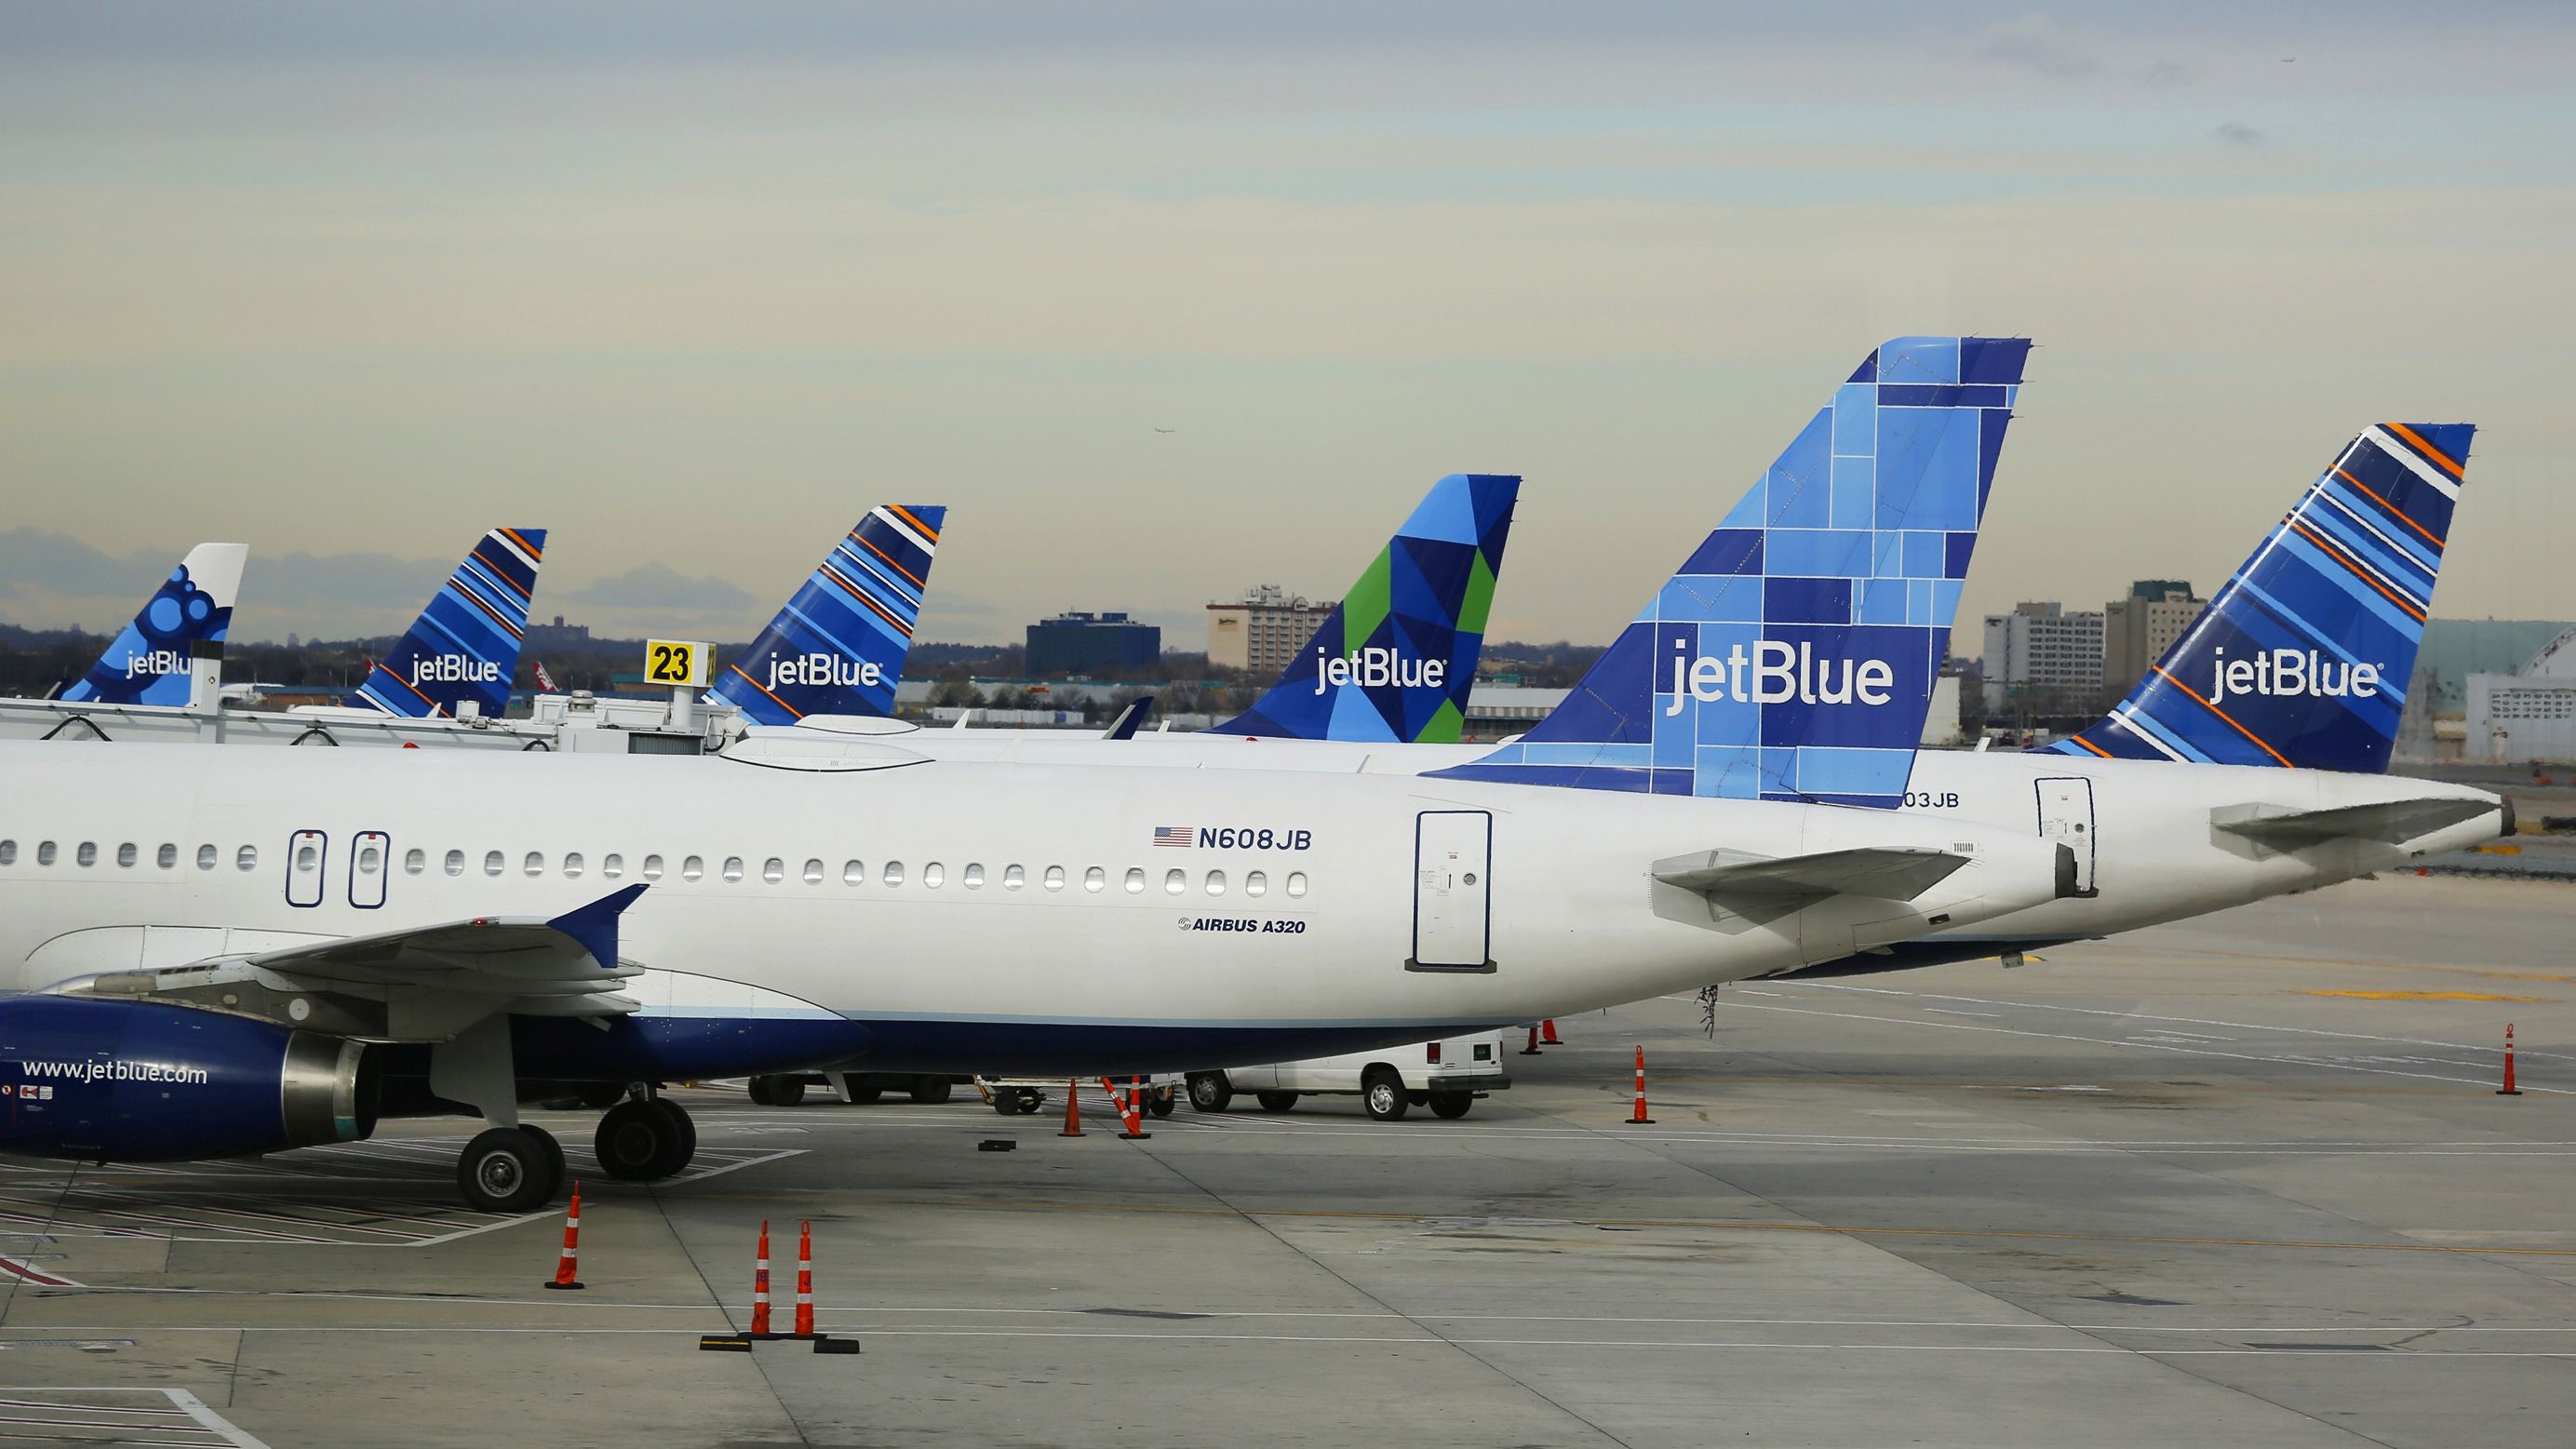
0, 741, 2068, 1071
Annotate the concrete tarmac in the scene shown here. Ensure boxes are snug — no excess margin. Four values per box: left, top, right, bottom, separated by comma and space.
0, 872, 2567, 1447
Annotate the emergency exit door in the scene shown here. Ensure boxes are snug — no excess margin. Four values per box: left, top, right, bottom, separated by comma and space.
2034, 777, 2098, 897
1410, 811, 1494, 973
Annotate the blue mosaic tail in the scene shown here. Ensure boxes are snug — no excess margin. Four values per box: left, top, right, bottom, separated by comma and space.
346, 528, 546, 719
2046, 423, 2471, 774
56, 542, 248, 709
709, 505, 945, 723
1209, 475, 1517, 744
1431, 337, 2030, 806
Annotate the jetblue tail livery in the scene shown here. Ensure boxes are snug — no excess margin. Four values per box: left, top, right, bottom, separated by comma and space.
2050, 423, 2471, 774
1434, 338, 2029, 804
709, 505, 945, 724
1209, 475, 1517, 744
346, 529, 547, 720
55, 543, 248, 710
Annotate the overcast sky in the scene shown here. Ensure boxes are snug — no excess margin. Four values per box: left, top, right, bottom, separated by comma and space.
3, 3, 2570, 651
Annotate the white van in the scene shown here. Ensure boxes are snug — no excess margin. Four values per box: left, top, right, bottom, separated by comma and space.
1184, 1033, 1510, 1120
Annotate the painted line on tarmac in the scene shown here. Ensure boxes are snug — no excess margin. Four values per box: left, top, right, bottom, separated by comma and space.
0, 1389, 266, 1449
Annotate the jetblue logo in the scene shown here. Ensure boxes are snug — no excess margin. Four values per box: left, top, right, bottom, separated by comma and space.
1663, 640, 1896, 716
411, 655, 501, 685
1311, 646, 1444, 694
121, 650, 187, 679
769, 653, 883, 691
2208, 648, 2381, 705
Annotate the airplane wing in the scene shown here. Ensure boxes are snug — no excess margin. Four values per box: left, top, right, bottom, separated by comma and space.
2211, 798, 2502, 848
1651, 846, 1971, 903
60, 885, 648, 1041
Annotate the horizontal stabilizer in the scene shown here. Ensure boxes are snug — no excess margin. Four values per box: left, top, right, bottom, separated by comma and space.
1652, 845, 1970, 902
2211, 797, 2502, 848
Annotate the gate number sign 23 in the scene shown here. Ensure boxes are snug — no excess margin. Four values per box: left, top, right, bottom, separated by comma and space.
644, 639, 710, 688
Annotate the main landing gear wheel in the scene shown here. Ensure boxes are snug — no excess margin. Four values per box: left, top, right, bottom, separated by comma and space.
596, 1099, 691, 1180
519, 1122, 570, 1187
457, 1127, 560, 1213
1187, 1073, 1233, 1113
648, 1098, 697, 1175
770, 1075, 810, 1107
747, 1075, 776, 1106
909, 1075, 953, 1105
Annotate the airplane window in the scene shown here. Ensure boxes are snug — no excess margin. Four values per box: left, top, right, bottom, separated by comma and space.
681, 855, 704, 882
402, 848, 423, 874
1285, 872, 1308, 898
723, 857, 745, 883
1043, 865, 1065, 892
38, 841, 58, 866
197, 844, 217, 871
883, 861, 904, 886
484, 851, 504, 877
1124, 867, 1145, 893
237, 845, 258, 872
643, 854, 665, 881
116, 842, 138, 868
564, 852, 584, 879
1245, 870, 1267, 897
843, 859, 864, 885
524, 852, 545, 878
602, 853, 624, 879
158, 843, 178, 870
78, 842, 98, 867
761, 857, 785, 885
1003, 865, 1025, 890
0, 840, 14, 866
1084, 865, 1105, 892
803, 859, 825, 885
964, 863, 985, 888
444, 849, 464, 877
924, 863, 946, 888
1163, 868, 1185, 894
357, 844, 381, 874
1205, 870, 1226, 896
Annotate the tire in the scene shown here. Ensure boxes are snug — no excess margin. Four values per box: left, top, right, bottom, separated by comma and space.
1146, 1087, 1176, 1120
519, 1122, 570, 1197
1428, 1093, 1473, 1120
1187, 1072, 1233, 1112
747, 1075, 777, 1106
1362, 1071, 1410, 1122
1255, 1092, 1298, 1114
991, 1090, 1023, 1116
595, 1101, 680, 1181
770, 1076, 809, 1107
910, 1075, 954, 1105
648, 1098, 697, 1175
1013, 1086, 1045, 1115
457, 1127, 554, 1213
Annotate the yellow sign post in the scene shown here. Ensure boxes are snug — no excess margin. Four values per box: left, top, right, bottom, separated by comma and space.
643, 639, 711, 690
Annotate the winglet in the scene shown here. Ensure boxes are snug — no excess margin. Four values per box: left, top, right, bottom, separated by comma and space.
1101, 694, 1156, 740
347, 528, 547, 720
545, 884, 650, 972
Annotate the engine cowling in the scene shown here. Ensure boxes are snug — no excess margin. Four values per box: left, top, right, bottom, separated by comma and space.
0, 995, 376, 1161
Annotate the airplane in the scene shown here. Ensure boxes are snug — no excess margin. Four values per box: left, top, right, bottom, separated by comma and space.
342, 528, 548, 720
38, 542, 248, 720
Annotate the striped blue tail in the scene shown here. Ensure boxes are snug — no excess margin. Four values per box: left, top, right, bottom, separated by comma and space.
2047, 423, 2471, 773
1431, 337, 2030, 806
57, 543, 247, 709
709, 504, 945, 723
346, 528, 545, 719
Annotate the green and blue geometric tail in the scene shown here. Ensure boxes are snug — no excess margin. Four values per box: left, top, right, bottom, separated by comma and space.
345, 528, 546, 719
2046, 423, 2472, 774
1430, 337, 2031, 806
56, 542, 248, 709
708, 505, 946, 724
1208, 474, 1518, 744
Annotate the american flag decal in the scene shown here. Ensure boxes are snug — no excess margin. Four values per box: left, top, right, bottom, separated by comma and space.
1152, 826, 1197, 848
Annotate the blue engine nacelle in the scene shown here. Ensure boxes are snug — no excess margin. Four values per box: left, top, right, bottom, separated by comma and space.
0, 995, 375, 1161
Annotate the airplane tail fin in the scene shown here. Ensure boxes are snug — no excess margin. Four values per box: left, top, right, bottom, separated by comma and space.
2046, 423, 2472, 774
1431, 337, 2030, 805
57, 542, 248, 710
346, 528, 546, 719
1208, 474, 1518, 743
1101, 694, 1155, 740
708, 505, 945, 724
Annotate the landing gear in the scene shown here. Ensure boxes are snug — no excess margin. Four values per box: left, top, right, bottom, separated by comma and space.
595, 1097, 697, 1181
909, 1075, 953, 1105
1187, 1072, 1233, 1112
457, 1126, 563, 1213
520, 1122, 570, 1187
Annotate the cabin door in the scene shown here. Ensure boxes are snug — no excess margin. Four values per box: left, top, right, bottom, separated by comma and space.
1410, 811, 1494, 973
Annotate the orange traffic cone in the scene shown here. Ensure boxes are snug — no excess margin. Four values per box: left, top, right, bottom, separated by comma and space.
1519, 1025, 1542, 1055
749, 1219, 772, 1335
1059, 1077, 1086, 1135
543, 1181, 585, 1290
1540, 1019, 1563, 1046
1101, 1077, 1151, 1139
2500, 1023, 2524, 1095
794, 1220, 816, 1337
1625, 1045, 1656, 1125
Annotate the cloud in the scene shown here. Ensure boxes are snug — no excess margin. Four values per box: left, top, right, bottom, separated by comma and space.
0, 526, 147, 598
559, 560, 756, 611
1977, 13, 2099, 78
2215, 120, 2265, 147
